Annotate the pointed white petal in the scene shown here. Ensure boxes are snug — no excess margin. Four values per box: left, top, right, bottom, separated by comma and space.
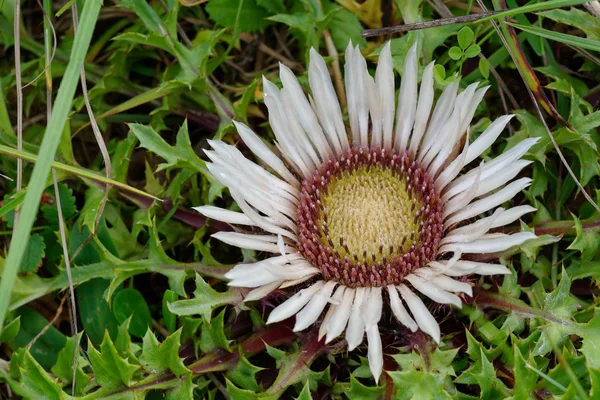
474, 160, 532, 199
346, 287, 366, 351
445, 178, 532, 226
398, 284, 441, 343
362, 287, 383, 330
244, 280, 284, 302
212, 232, 295, 254
428, 260, 511, 276
280, 63, 333, 161
233, 121, 300, 186
192, 206, 254, 226
445, 137, 540, 201
293, 281, 337, 331
319, 286, 345, 340
308, 48, 346, 156
367, 71, 383, 149
366, 325, 384, 384
429, 275, 473, 297
419, 81, 459, 162
229, 189, 297, 240
387, 285, 418, 331
491, 205, 536, 228
409, 62, 435, 154
319, 302, 337, 341
441, 208, 504, 245
405, 274, 462, 307
326, 287, 354, 343
394, 43, 418, 152
376, 41, 395, 150
465, 115, 514, 165
440, 232, 537, 254
267, 281, 325, 324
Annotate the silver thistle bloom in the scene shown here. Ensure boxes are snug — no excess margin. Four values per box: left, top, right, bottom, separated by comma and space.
194, 41, 538, 383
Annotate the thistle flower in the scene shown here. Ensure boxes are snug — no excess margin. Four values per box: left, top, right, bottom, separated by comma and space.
195, 42, 538, 383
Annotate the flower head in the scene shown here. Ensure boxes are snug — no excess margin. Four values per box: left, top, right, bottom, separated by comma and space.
195, 42, 538, 383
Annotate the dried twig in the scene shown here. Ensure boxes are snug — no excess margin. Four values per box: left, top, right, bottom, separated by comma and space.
362, 11, 499, 37
71, 3, 112, 234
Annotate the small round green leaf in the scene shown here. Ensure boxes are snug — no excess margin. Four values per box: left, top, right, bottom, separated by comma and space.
433, 64, 446, 82
113, 288, 152, 338
465, 44, 481, 59
448, 46, 464, 60
458, 26, 474, 49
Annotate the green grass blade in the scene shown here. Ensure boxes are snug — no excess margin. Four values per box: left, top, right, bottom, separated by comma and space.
507, 22, 600, 52
0, 1, 102, 333
477, 0, 589, 24
0, 144, 161, 201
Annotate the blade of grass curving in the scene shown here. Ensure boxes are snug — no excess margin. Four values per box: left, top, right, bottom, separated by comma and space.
507, 22, 600, 52
0, 0, 102, 333
0, 144, 161, 202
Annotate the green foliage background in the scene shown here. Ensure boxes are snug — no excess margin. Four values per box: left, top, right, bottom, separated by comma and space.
0, 0, 600, 398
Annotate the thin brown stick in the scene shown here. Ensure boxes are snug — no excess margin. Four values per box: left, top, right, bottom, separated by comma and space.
71, 3, 112, 234
53, 170, 78, 395
27, 293, 68, 348
362, 11, 499, 37
239, 33, 302, 71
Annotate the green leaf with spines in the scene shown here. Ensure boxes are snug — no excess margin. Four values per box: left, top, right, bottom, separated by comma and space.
87, 331, 140, 388
199, 309, 231, 352
50, 333, 91, 395
19, 234, 45, 273
19, 351, 63, 400
139, 329, 189, 376
226, 355, 264, 391
41, 184, 77, 227
568, 214, 600, 261
332, 374, 385, 399
168, 274, 242, 323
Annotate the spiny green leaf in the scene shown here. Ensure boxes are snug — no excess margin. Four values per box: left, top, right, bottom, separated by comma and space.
139, 329, 189, 376
88, 332, 140, 387
332, 374, 385, 399
19, 234, 45, 273
50, 333, 91, 395
41, 184, 77, 226
568, 214, 600, 261
199, 309, 230, 352
128, 120, 207, 175
168, 274, 242, 323
20, 351, 63, 400
226, 355, 264, 391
